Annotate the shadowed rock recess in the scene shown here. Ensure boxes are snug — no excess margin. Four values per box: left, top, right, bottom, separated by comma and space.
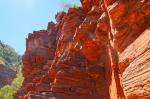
14, 0, 150, 99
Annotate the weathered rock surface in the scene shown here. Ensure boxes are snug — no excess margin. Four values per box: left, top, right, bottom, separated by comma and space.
120, 29, 150, 99
15, 0, 150, 99
0, 64, 16, 88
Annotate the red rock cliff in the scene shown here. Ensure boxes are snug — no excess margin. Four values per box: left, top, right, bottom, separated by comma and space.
14, 0, 150, 99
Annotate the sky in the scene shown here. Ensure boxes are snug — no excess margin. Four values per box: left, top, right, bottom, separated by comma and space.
0, 0, 80, 55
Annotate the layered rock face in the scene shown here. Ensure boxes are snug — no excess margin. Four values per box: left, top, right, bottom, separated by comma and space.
120, 29, 150, 99
15, 0, 150, 99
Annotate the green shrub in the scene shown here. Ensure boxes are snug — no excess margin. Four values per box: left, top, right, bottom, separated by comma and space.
71, 3, 79, 8
0, 72, 24, 99
0, 41, 22, 71
0, 57, 5, 64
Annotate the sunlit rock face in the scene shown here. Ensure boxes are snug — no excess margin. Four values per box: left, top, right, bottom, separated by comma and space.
119, 29, 150, 99
14, 0, 150, 99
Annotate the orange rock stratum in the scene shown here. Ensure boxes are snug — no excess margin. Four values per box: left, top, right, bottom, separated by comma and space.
14, 0, 150, 99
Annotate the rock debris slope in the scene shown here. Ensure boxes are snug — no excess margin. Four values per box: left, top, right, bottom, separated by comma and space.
0, 64, 16, 88
14, 0, 150, 99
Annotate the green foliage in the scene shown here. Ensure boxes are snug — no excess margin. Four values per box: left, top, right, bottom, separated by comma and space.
0, 72, 24, 99
0, 41, 22, 71
0, 41, 23, 99
71, 3, 79, 8
0, 57, 5, 64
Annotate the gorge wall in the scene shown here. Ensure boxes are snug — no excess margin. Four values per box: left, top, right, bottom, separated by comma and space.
14, 0, 150, 99
0, 64, 16, 88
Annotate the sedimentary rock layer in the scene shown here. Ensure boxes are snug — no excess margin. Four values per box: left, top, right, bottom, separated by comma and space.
14, 0, 150, 99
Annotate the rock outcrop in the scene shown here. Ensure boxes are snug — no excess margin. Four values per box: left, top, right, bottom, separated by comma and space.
0, 64, 16, 88
120, 28, 150, 99
14, 0, 150, 99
